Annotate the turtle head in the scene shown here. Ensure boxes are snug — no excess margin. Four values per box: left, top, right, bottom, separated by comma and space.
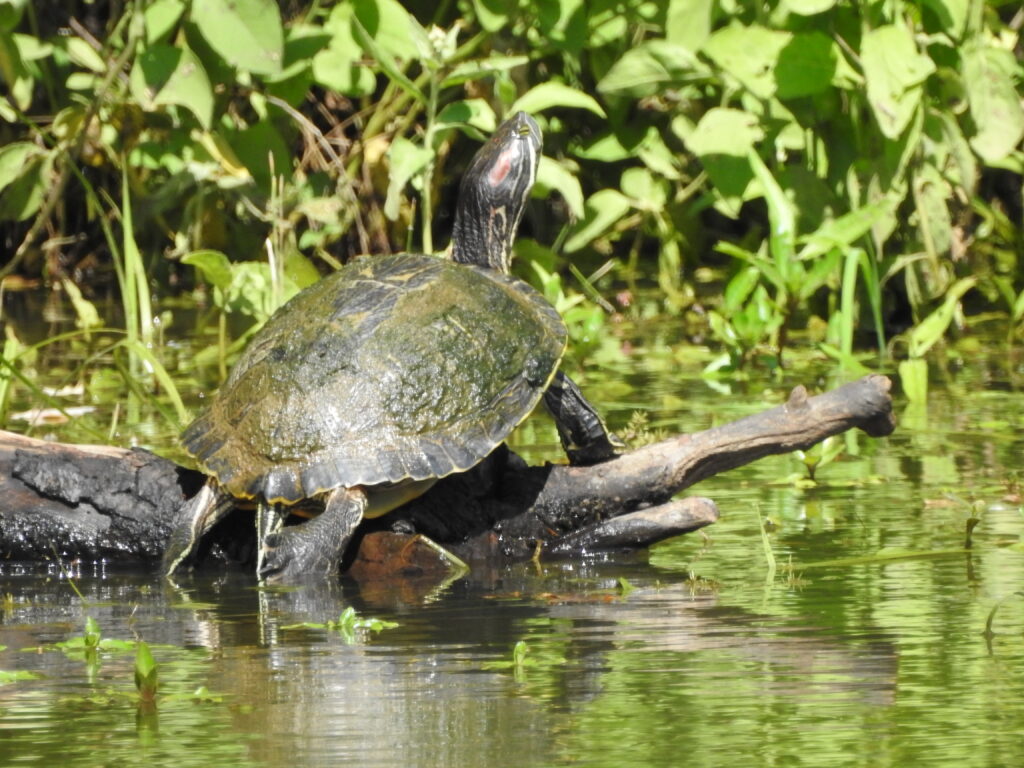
451, 111, 542, 273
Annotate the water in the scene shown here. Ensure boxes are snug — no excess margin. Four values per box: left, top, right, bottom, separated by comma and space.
2, 293, 1023, 766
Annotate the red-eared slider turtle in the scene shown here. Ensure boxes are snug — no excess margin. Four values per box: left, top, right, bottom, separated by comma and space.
165, 112, 617, 583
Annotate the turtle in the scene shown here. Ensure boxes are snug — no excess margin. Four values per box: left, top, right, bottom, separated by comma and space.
164, 111, 618, 583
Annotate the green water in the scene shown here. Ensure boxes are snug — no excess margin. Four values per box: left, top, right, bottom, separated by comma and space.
2, 293, 1023, 767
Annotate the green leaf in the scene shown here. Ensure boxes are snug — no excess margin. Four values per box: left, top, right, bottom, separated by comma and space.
471, 0, 509, 32
798, 197, 894, 261
143, 0, 185, 44
0, 142, 41, 192
511, 82, 606, 118
620, 167, 668, 212
191, 0, 284, 76
384, 137, 432, 222
134, 641, 158, 701
899, 358, 929, 403
920, 0, 969, 39
774, 32, 842, 99
0, 0, 28, 30
747, 151, 796, 282
183, 249, 233, 291
682, 108, 763, 217
0, 145, 50, 222
352, 0, 417, 61
441, 55, 529, 88
861, 24, 935, 139
907, 276, 976, 358
666, 0, 713, 53
781, 0, 836, 14
130, 44, 214, 128
312, 46, 375, 96
435, 99, 497, 133
962, 44, 1024, 163
64, 37, 106, 73
351, 15, 425, 104
596, 40, 705, 98
536, 156, 584, 219
563, 189, 631, 253
914, 162, 953, 255
703, 23, 790, 99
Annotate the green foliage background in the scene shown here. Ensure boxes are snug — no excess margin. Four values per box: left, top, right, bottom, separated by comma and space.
1, 0, 1022, 406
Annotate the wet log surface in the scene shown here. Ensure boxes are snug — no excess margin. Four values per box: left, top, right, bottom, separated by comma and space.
0, 375, 895, 573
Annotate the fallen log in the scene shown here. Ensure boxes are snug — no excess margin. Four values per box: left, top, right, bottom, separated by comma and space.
0, 375, 895, 575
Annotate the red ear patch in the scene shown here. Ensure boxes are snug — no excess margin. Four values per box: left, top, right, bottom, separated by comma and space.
487, 147, 515, 186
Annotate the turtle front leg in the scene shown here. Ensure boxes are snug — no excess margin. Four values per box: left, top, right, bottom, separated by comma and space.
258, 487, 367, 584
163, 480, 236, 577
543, 371, 622, 466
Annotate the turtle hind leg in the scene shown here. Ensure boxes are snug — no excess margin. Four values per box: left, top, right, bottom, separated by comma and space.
543, 370, 623, 466
258, 487, 367, 584
163, 480, 235, 577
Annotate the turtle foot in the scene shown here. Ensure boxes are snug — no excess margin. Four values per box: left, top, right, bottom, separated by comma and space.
258, 487, 366, 584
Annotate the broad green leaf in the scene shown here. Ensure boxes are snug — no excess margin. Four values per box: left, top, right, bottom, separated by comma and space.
0, 0, 27, 30
472, 0, 509, 32
183, 249, 233, 291
353, 0, 416, 61
511, 82, 606, 118
798, 198, 894, 261
920, 0, 968, 39
536, 0, 587, 53
313, 4, 378, 94
12, 33, 51, 61
536, 156, 584, 219
703, 24, 790, 99
574, 132, 632, 162
782, 0, 835, 14
312, 46, 375, 96
64, 37, 106, 73
192, 0, 283, 76
861, 25, 935, 139
351, 16, 425, 104
962, 45, 1024, 163
0, 32, 31, 109
441, 55, 529, 88
666, 0, 713, 53
907, 276, 976, 358
384, 137, 432, 221
0, 141, 40, 191
596, 40, 705, 98
144, 0, 184, 44
723, 266, 762, 315
933, 110, 977, 193
130, 44, 214, 128
563, 189, 631, 253
637, 130, 683, 182
914, 162, 952, 256
435, 99, 496, 133
0, 147, 49, 221
134, 641, 159, 701
898, 358, 929, 402
682, 108, 763, 216
620, 167, 668, 212
747, 151, 796, 281
775, 31, 844, 98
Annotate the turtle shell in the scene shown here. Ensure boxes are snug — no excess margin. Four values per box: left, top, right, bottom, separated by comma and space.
182, 253, 566, 504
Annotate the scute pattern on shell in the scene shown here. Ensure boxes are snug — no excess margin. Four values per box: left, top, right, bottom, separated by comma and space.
182, 253, 567, 504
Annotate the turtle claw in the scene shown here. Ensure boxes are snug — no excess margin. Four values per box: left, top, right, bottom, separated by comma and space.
257, 487, 367, 584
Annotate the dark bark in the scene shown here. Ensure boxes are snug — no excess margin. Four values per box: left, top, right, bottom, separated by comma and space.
0, 375, 895, 572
